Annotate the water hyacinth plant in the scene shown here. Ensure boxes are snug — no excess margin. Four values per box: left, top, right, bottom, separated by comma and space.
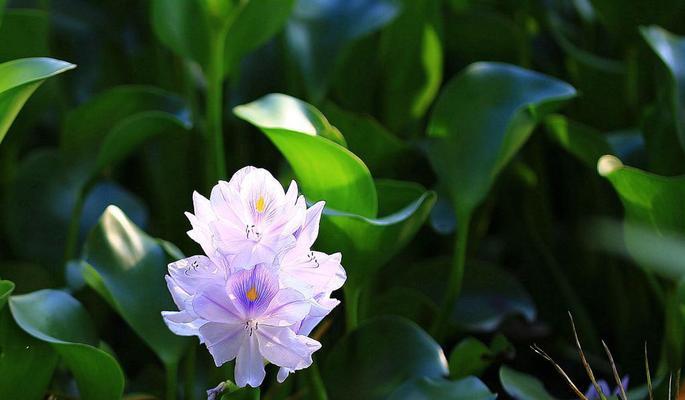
163, 167, 345, 388
5, 0, 685, 399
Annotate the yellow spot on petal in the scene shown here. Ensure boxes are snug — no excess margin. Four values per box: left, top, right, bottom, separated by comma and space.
255, 196, 266, 213
246, 287, 258, 302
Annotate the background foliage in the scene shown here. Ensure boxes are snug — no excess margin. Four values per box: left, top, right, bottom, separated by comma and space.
2, 0, 685, 399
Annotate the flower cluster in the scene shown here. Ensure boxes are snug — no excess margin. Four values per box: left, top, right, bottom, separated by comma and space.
162, 166, 346, 387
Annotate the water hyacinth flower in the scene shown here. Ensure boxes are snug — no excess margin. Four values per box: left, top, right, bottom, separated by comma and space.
162, 166, 346, 388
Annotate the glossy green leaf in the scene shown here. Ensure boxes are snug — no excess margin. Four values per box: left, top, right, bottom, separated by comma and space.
0, 280, 13, 309
5, 149, 147, 268
641, 26, 685, 154
285, 0, 402, 101
0, 308, 58, 400
452, 261, 536, 331
0, 57, 75, 144
61, 85, 192, 171
388, 376, 496, 400
0, 0, 5, 28
322, 102, 411, 175
599, 157, 685, 277
82, 206, 188, 367
323, 316, 448, 400
427, 62, 576, 221
318, 179, 435, 290
379, 0, 442, 132
9, 290, 124, 400
152, 0, 293, 74
234, 93, 377, 217
499, 366, 556, 400
544, 115, 613, 169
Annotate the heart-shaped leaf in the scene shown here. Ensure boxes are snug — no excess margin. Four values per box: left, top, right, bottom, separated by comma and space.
82, 206, 188, 367
285, 0, 402, 101
234, 93, 376, 217
323, 316, 448, 400
388, 376, 496, 400
427, 62, 576, 221
0, 308, 58, 400
0, 57, 75, 144
9, 289, 124, 400
499, 366, 556, 400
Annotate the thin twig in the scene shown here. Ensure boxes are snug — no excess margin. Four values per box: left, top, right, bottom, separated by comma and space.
531, 344, 589, 400
569, 312, 607, 400
601, 340, 628, 400
645, 343, 654, 400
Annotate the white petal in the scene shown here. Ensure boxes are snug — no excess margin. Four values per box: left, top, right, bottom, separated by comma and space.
193, 284, 244, 323
235, 334, 266, 388
277, 367, 292, 383
297, 201, 325, 248
168, 255, 225, 296
162, 310, 205, 337
261, 288, 310, 327
200, 322, 245, 366
256, 325, 321, 370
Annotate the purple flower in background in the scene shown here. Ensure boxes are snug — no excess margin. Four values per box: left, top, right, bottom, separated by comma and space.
584, 376, 629, 400
162, 166, 345, 388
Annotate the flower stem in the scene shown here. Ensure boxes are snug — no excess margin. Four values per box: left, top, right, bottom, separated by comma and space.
183, 345, 196, 400
63, 178, 96, 269
206, 28, 227, 184
344, 286, 360, 333
166, 361, 178, 400
307, 357, 328, 400
431, 215, 470, 340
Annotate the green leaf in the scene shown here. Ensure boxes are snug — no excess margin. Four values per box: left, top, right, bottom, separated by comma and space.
427, 62, 576, 221
448, 337, 490, 379
388, 376, 496, 400
0, 0, 6, 28
222, 0, 295, 75
285, 0, 402, 101
598, 157, 685, 277
319, 180, 435, 290
322, 102, 411, 175
0, 280, 13, 309
0, 308, 58, 400
151, 0, 211, 67
379, 0, 442, 132
9, 290, 124, 400
234, 93, 377, 217
152, 0, 294, 74
452, 261, 536, 331
323, 316, 448, 400
0, 57, 75, 144
82, 206, 188, 367
5, 149, 147, 268
641, 26, 685, 155
544, 115, 613, 169
61, 85, 192, 172
449, 335, 514, 379
499, 366, 556, 400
